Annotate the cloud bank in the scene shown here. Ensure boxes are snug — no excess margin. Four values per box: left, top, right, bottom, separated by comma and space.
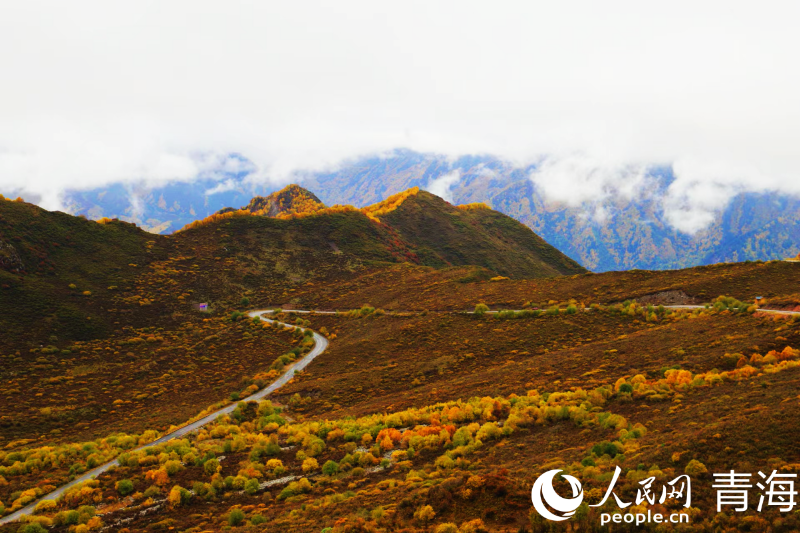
1, 1, 799, 230
425, 170, 462, 203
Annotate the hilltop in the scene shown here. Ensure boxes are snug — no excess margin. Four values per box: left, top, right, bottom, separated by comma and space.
371, 189, 585, 278
217, 184, 326, 218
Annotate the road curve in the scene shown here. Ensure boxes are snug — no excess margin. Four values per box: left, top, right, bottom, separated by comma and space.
0, 310, 327, 525
3, 304, 796, 524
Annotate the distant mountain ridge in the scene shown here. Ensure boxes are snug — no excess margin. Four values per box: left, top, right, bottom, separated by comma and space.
187, 185, 586, 278
27, 150, 800, 272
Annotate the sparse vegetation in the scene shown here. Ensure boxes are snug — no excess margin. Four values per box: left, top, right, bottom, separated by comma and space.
4, 194, 800, 532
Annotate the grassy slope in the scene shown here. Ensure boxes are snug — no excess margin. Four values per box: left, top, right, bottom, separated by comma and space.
378, 191, 587, 278
275, 309, 800, 421
0, 199, 162, 350
292, 260, 800, 311
8, 197, 800, 531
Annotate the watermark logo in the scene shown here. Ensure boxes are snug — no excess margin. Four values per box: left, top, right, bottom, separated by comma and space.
531, 466, 800, 526
530, 469, 584, 521
531, 466, 691, 526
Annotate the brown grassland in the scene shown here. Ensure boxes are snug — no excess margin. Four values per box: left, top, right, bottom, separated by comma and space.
2, 194, 800, 533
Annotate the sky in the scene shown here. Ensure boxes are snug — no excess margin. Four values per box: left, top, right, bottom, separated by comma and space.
1, 1, 799, 232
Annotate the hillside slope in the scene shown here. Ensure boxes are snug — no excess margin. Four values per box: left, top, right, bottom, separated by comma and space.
0, 198, 162, 350
201, 186, 586, 279
374, 189, 586, 278
0, 187, 582, 352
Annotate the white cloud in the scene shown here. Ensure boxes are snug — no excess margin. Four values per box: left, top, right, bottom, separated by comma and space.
425, 170, 461, 202
529, 154, 651, 207
1, 1, 800, 227
204, 179, 237, 196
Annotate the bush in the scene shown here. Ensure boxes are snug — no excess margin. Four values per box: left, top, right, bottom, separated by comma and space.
34, 499, 57, 514
228, 508, 245, 526
244, 478, 260, 495
414, 504, 436, 523
232, 475, 247, 490
116, 479, 135, 496
618, 383, 633, 394
240, 297, 251, 306
17, 524, 47, 533
459, 519, 488, 533
591, 441, 619, 458
278, 478, 312, 500
302, 457, 319, 473
474, 303, 489, 316
685, 459, 708, 477
251, 514, 267, 525
204, 458, 220, 476
167, 485, 191, 507
435, 524, 459, 533
322, 460, 340, 476
163, 460, 183, 476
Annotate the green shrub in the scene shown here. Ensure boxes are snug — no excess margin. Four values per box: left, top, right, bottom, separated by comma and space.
143, 485, 161, 498
474, 303, 489, 316
591, 441, 619, 458
244, 478, 260, 495
240, 297, 251, 306
228, 508, 245, 526
116, 478, 135, 496
204, 458, 220, 475
322, 460, 340, 476
17, 523, 47, 533
56, 509, 80, 526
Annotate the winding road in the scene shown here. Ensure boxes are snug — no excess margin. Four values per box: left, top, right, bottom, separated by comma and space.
0, 310, 327, 525
2, 303, 797, 524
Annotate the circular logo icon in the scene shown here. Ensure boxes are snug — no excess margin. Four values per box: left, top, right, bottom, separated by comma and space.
531, 469, 584, 521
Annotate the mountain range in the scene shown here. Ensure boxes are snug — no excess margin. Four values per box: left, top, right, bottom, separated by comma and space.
23, 150, 800, 272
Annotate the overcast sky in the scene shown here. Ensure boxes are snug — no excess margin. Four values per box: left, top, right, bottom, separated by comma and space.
1, 1, 799, 231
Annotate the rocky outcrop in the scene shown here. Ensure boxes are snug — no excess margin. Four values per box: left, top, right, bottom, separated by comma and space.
0, 239, 24, 273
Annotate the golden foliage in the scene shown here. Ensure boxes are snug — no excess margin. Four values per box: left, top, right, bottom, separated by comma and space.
179, 209, 251, 231
456, 202, 490, 210
361, 187, 420, 220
